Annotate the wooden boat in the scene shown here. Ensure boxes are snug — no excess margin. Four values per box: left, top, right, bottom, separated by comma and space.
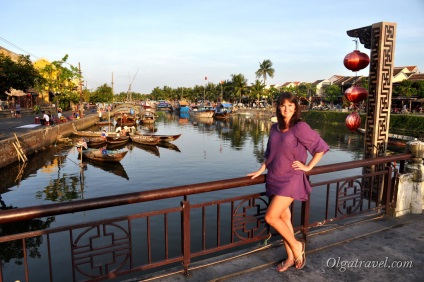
134, 132, 181, 142
175, 100, 190, 114
106, 135, 130, 146
72, 123, 117, 138
73, 130, 102, 137
115, 114, 137, 127
214, 103, 233, 120
77, 147, 128, 162
190, 105, 215, 118
86, 137, 107, 148
130, 134, 160, 145
95, 120, 112, 126
140, 111, 156, 124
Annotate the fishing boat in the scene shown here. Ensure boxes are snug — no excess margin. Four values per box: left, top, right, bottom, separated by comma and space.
156, 100, 173, 111
214, 103, 233, 120
115, 114, 137, 127
106, 135, 130, 146
130, 134, 161, 145
190, 104, 215, 118
85, 137, 107, 148
77, 146, 128, 162
140, 111, 156, 124
134, 132, 181, 142
175, 100, 190, 115
72, 123, 117, 138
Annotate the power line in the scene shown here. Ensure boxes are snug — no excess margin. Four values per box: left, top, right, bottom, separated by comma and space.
0, 36, 41, 60
0, 36, 112, 92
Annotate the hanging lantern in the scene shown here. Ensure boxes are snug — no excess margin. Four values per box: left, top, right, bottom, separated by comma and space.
346, 111, 361, 132
343, 50, 370, 72
344, 86, 368, 103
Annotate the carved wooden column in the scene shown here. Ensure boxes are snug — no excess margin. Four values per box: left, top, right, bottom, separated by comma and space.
347, 21, 397, 158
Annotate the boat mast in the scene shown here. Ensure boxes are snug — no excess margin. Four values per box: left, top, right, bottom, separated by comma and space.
127, 68, 139, 102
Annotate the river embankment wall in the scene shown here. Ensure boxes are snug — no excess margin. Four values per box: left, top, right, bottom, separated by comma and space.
0, 115, 98, 169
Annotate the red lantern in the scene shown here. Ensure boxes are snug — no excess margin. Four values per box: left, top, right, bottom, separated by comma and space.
344, 86, 368, 103
346, 111, 361, 132
343, 50, 370, 72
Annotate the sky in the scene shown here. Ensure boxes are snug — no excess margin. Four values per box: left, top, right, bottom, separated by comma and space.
1, 0, 423, 94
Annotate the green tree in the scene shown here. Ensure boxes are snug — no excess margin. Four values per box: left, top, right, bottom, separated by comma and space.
231, 74, 248, 103
393, 80, 418, 97
250, 79, 265, 102
323, 84, 342, 106
0, 54, 43, 100
90, 84, 113, 103
255, 59, 275, 86
38, 55, 81, 110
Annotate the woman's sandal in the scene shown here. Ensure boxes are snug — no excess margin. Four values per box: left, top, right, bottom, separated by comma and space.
276, 259, 294, 272
294, 241, 306, 270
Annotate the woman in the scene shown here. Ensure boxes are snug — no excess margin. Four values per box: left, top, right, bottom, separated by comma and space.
247, 92, 329, 272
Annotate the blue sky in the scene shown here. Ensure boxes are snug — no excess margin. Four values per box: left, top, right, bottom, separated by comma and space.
1, 0, 423, 94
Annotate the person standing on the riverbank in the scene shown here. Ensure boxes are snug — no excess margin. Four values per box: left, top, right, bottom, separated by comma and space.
15, 104, 21, 118
247, 92, 329, 272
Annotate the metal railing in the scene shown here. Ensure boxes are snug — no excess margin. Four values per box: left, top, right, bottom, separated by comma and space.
0, 152, 411, 282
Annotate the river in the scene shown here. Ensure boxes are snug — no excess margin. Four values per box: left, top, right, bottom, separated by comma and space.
0, 111, 368, 210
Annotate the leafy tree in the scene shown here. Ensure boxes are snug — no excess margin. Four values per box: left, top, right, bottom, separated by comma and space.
412, 81, 424, 98
255, 59, 275, 86
89, 84, 113, 103
250, 80, 265, 102
0, 54, 43, 100
231, 74, 248, 103
38, 55, 81, 110
323, 84, 342, 105
393, 80, 418, 97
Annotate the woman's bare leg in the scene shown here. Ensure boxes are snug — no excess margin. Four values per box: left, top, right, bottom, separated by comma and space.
276, 207, 295, 271
265, 195, 304, 269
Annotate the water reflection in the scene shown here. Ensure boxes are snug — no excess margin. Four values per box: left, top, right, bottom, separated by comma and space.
1, 114, 367, 206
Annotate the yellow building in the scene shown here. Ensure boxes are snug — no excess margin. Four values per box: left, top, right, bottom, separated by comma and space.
0, 46, 20, 62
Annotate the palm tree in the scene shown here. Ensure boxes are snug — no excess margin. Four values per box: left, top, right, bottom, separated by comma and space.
250, 79, 265, 103
255, 59, 275, 86
231, 74, 248, 104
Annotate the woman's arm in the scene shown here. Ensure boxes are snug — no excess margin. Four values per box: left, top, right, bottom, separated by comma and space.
247, 159, 267, 179
292, 151, 324, 172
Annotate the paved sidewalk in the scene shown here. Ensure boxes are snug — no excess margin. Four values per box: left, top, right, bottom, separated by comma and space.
130, 213, 423, 282
0, 109, 91, 140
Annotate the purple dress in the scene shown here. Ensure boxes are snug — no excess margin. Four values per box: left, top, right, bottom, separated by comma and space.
264, 121, 329, 201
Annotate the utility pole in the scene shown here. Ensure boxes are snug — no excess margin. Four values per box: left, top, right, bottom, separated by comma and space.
78, 62, 83, 116
78, 62, 83, 102
112, 72, 114, 103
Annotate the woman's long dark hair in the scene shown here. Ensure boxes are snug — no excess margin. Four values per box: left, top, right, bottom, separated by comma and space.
276, 92, 302, 131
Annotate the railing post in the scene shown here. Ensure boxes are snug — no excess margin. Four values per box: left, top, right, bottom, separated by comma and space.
181, 200, 191, 276
300, 198, 311, 242
385, 163, 393, 215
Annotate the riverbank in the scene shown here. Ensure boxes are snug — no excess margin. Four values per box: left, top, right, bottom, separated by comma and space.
0, 110, 98, 168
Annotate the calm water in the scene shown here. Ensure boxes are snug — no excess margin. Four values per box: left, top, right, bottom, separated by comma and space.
1, 111, 373, 281
1, 111, 366, 210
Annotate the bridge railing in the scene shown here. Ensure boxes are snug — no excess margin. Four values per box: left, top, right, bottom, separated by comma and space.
0, 152, 411, 282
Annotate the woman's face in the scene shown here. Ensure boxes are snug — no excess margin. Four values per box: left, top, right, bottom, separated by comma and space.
279, 99, 296, 119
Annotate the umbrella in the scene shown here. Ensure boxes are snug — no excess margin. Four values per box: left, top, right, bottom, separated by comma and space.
5, 88, 27, 97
